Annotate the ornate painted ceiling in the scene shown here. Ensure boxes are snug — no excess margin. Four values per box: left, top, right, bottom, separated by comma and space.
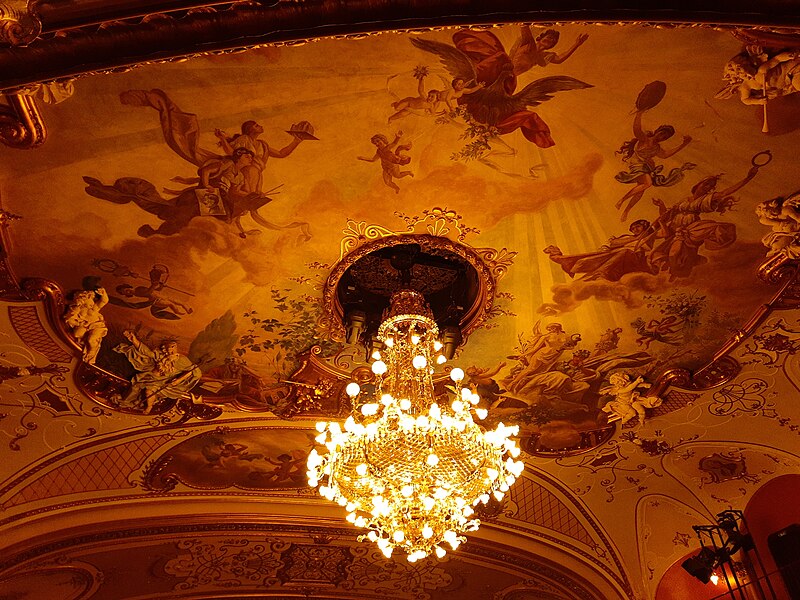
1, 2, 800, 599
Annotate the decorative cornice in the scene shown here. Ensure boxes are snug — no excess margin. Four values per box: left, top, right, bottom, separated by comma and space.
1, 1, 800, 92
0, 0, 40, 47
0, 92, 45, 148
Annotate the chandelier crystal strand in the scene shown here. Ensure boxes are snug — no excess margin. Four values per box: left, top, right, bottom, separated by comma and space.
307, 290, 524, 561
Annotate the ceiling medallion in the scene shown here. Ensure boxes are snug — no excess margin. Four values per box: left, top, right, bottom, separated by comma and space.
308, 239, 523, 561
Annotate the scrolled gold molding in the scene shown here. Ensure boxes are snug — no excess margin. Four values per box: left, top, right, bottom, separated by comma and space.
651, 254, 800, 396
0, 0, 40, 47
0, 92, 46, 149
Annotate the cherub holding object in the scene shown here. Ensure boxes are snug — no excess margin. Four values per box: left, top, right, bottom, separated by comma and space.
358, 131, 413, 193
388, 67, 443, 122
64, 287, 109, 364
600, 372, 662, 427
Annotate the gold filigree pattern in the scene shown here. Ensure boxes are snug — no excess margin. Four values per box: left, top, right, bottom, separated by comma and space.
338, 220, 395, 261
474, 246, 518, 282
395, 207, 480, 241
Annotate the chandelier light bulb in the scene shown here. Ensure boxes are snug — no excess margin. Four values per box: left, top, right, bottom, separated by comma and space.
361, 403, 379, 416
371, 360, 387, 375
436, 354, 447, 364
371, 349, 382, 360
345, 382, 361, 398
307, 290, 522, 561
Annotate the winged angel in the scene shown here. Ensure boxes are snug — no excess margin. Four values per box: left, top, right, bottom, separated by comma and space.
411, 30, 592, 148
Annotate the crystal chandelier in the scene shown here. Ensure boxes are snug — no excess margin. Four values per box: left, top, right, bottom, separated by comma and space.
307, 290, 524, 562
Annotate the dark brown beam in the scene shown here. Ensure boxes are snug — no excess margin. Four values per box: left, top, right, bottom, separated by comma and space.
2, 0, 800, 91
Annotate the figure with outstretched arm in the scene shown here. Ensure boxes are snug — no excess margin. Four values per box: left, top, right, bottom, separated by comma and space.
213, 120, 314, 192
358, 131, 414, 193
615, 108, 693, 222
509, 28, 589, 75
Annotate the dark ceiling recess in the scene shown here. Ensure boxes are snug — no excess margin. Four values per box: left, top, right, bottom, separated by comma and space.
335, 242, 479, 349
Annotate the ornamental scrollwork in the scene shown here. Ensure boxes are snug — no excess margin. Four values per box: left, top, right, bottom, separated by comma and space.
0, 92, 46, 149
0, 0, 40, 47
338, 220, 395, 260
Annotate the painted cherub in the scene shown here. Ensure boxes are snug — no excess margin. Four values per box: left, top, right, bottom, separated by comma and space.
388, 67, 443, 122
357, 131, 413, 193
600, 372, 662, 427
438, 78, 486, 111
64, 287, 109, 364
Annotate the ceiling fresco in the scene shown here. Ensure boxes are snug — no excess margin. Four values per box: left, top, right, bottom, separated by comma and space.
3, 24, 799, 438
2, 9, 800, 600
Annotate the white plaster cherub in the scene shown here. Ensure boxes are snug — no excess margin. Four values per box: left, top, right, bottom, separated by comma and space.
64, 288, 109, 364
601, 372, 662, 427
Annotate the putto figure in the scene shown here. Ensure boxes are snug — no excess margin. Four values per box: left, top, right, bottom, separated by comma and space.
756, 191, 800, 258
601, 372, 662, 427
64, 287, 109, 364
115, 331, 202, 414
358, 131, 413, 193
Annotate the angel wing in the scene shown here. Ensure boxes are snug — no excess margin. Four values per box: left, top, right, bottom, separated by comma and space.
409, 37, 477, 83
511, 76, 594, 108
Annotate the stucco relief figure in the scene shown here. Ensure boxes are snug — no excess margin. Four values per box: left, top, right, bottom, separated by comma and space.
717, 47, 800, 132
83, 89, 313, 239
115, 331, 202, 414
600, 372, 662, 427
358, 131, 413, 193
410, 30, 592, 148
64, 287, 109, 364
756, 191, 800, 258
615, 81, 694, 222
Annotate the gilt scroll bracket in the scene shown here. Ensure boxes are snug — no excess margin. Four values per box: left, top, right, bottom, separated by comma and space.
0, 91, 45, 148
0, 0, 40, 47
